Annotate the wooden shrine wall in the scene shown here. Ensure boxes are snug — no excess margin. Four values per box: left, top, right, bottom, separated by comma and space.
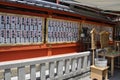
0, 11, 81, 61
0, 1, 114, 62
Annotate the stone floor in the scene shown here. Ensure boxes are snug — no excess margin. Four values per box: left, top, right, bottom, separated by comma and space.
109, 68, 120, 80
78, 75, 91, 80
78, 68, 120, 80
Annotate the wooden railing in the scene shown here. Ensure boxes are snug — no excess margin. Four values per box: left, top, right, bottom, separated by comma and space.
0, 51, 90, 80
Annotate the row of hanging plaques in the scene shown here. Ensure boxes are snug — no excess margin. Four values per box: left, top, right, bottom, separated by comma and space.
0, 13, 44, 45
46, 18, 80, 43
0, 12, 80, 45
0, 12, 112, 45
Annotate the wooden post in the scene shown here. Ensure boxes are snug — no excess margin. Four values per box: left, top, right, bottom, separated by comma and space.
90, 28, 97, 65
92, 49, 95, 65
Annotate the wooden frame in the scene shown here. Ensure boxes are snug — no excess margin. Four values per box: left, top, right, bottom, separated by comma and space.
0, 12, 45, 46
46, 18, 81, 44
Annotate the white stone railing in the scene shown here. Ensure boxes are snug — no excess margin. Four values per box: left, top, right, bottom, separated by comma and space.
0, 51, 90, 80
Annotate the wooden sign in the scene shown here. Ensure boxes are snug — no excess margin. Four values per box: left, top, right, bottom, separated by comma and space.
100, 31, 110, 48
